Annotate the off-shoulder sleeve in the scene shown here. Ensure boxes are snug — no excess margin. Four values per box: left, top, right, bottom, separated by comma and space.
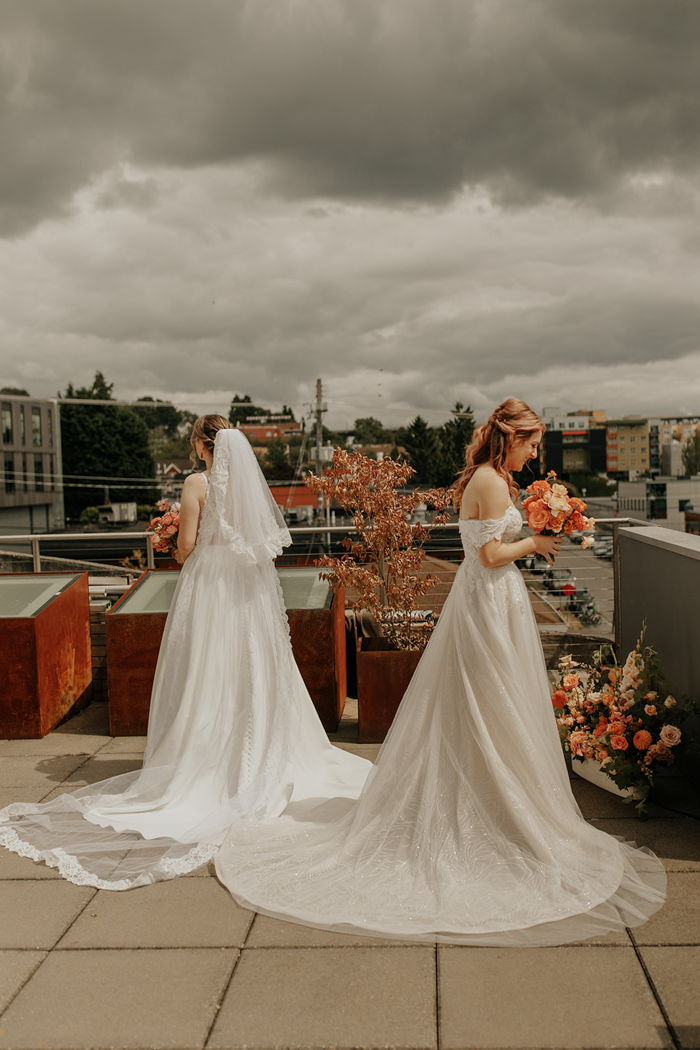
468, 516, 508, 549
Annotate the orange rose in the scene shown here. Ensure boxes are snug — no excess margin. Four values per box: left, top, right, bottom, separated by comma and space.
527, 500, 551, 532
592, 718, 608, 738
527, 480, 552, 497
610, 734, 629, 751
562, 674, 580, 691
633, 730, 653, 750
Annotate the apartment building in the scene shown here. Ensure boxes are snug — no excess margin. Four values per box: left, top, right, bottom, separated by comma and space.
605, 417, 650, 478
540, 408, 607, 476
618, 476, 700, 532
0, 395, 65, 535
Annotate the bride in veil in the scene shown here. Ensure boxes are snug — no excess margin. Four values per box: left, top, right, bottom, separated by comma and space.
0, 415, 371, 888
215, 399, 666, 946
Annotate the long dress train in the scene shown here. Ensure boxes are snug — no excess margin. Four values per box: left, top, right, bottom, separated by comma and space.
0, 430, 371, 888
215, 506, 666, 946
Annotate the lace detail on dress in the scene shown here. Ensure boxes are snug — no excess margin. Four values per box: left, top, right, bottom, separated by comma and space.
459, 505, 523, 550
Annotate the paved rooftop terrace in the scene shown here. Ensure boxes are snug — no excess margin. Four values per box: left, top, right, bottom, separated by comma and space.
0, 700, 699, 1050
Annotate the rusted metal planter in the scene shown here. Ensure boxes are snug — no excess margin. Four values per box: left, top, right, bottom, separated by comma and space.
106, 568, 346, 736
357, 638, 422, 743
0, 572, 92, 738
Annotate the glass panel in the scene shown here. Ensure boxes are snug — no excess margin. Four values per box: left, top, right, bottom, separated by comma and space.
32, 407, 42, 447
19, 405, 25, 445
2, 403, 12, 444
111, 572, 181, 614
112, 567, 331, 615
48, 409, 53, 447
276, 567, 330, 609
0, 574, 81, 618
22, 453, 29, 491
34, 454, 43, 492
4, 453, 15, 494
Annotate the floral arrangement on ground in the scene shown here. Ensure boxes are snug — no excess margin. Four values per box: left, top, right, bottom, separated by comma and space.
522, 471, 595, 548
552, 635, 699, 818
147, 498, 181, 554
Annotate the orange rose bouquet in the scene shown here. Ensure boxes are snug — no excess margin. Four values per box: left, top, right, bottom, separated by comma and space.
522, 471, 595, 548
146, 498, 181, 554
552, 638, 698, 818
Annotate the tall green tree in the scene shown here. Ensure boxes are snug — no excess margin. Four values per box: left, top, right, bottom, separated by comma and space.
261, 437, 294, 480
353, 417, 393, 445
60, 372, 157, 520
434, 402, 475, 487
1, 386, 29, 395
396, 416, 441, 484
229, 393, 270, 425
682, 431, 700, 476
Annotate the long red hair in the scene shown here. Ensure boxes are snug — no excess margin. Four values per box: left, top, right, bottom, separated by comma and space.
451, 398, 543, 511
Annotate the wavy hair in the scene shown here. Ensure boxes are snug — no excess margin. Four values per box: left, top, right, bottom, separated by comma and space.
451, 398, 543, 511
189, 414, 234, 468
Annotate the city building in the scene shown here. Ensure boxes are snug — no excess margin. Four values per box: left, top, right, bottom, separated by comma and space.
540, 408, 607, 477
1, 394, 64, 535
617, 475, 700, 531
605, 417, 650, 478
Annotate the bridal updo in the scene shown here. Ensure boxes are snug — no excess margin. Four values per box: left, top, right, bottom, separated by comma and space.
189, 414, 234, 467
451, 398, 543, 510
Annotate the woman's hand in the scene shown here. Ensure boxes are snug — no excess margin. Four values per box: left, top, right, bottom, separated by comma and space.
533, 533, 563, 566
172, 548, 185, 565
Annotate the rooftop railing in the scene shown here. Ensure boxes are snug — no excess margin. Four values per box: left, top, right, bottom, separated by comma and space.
0, 517, 654, 655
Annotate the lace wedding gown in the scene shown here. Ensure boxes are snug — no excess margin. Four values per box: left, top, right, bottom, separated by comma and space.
215, 505, 666, 945
0, 430, 371, 888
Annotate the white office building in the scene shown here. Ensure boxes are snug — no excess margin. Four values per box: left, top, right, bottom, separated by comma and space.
0, 395, 65, 535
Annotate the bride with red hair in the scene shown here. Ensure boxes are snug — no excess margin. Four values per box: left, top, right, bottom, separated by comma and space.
216, 397, 666, 946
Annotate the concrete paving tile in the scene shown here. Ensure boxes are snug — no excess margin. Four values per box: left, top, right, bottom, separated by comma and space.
59, 753, 144, 787
0, 755, 88, 790
209, 946, 437, 1050
0, 736, 109, 757
0, 948, 236, 1050
246, 913, 429, 948
0, 844, 62, 880
0, 951, 46, 1013
640, 946, 700, 1050
52, 702, 110, 737
57, 877, 253, 949
333, 742, 381, 762
591, 817, 700, 872
439, 946, 672, 1049
99, 736, 147, 754
0, 788, 53, 808
633, 873, 700, 945
571, 777, 672, 820
0, 881, 94, 950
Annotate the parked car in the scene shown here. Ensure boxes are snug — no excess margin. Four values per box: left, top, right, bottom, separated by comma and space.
566, 586, 595, 612
542, 568, 576, 596
593, 538, 613, 558
518, 554, 547, 575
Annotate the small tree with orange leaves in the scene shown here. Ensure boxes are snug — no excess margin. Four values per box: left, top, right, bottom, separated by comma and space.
305, 449, 451, 651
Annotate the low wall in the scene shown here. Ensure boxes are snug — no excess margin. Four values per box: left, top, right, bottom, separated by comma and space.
619, 526, 700, 700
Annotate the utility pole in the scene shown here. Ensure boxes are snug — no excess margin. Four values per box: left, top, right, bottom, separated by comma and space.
313, 378, 330, 545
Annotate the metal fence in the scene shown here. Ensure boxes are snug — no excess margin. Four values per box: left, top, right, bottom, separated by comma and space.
0, 517, 653, 652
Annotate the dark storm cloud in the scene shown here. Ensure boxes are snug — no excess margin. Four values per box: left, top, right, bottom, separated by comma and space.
2, 0, 700, 235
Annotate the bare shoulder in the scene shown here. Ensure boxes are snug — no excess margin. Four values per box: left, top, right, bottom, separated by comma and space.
470, 467, 511, 520
182, 472, 208, 499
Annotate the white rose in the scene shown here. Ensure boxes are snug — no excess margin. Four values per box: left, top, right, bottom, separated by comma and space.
660, 724, 681, 747
664, 696, 677, 708
547, 492, 570, 514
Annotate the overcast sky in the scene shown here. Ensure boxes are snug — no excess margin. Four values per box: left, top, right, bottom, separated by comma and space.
1, 0, 699, 429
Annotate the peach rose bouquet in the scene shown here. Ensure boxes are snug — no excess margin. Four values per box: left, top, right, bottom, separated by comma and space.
552, 637, 698, 818
522, 471, 595, 548
146, 498, 181, 554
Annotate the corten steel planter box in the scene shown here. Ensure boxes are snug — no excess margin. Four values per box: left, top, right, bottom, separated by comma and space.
0, 572, 92, 738
357, 638, 423, 744
106, 568, 346, 736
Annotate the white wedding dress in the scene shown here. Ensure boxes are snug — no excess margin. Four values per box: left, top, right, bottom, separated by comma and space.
215, 505, 666, 945
0, 430, 371, 888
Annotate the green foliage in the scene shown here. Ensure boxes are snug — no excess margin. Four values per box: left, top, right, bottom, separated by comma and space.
157, 436, 195, 460
353, 417, 393, 445
60, 372, 157, 520
682, 430, 700, 476
137, 504, 156, 521
79, 506, 100, 524
434, 402, 475, 487
567, 472, 617, 497
0, 386, 29, 396
322, 425, 345, 447
262, 437, 294, 480
229, 393, 269, 425
133, 397, 187, 439
395, 416, 441, 484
